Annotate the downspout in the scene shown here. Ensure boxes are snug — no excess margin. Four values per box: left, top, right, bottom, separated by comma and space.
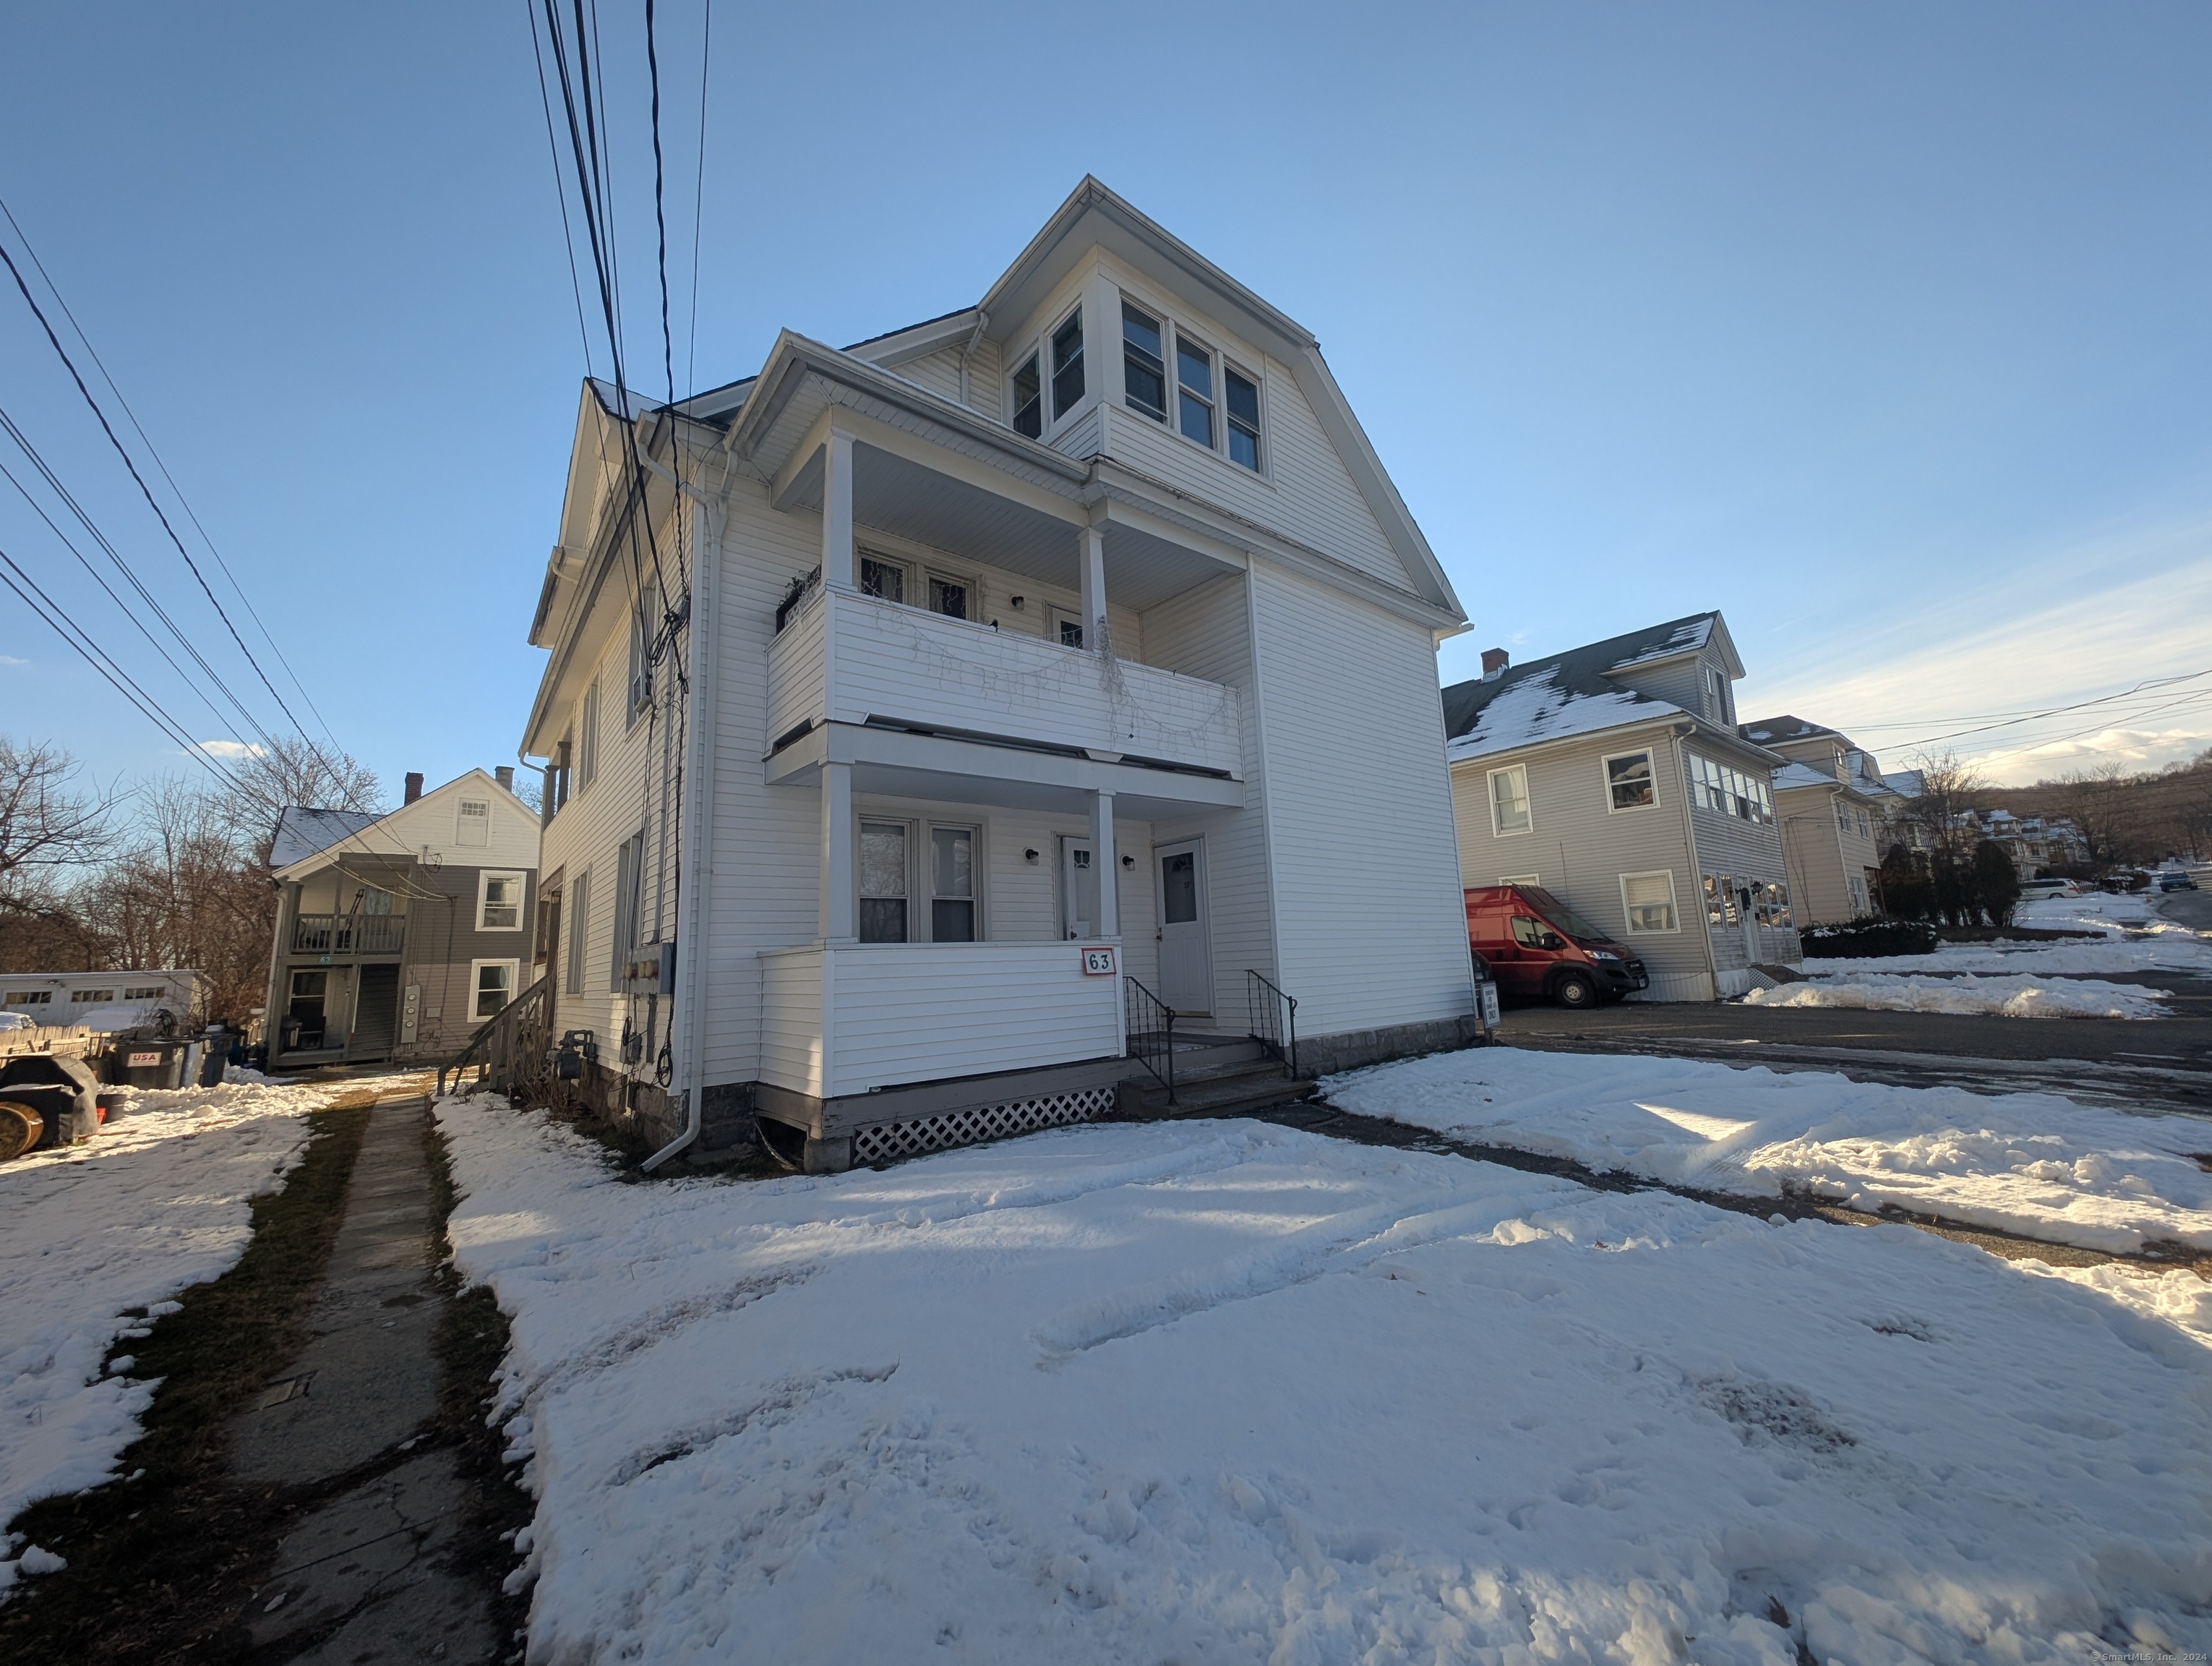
642, 490, 722, 1172
956, 309, 990, 407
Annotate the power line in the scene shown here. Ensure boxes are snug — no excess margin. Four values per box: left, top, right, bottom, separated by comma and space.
1889, 667, 2212, 751
0, 237, 339, 772
685, 0, 711, 401
646, 0, 675, 408
0, 192, 346, 758
526, 0, 596, 373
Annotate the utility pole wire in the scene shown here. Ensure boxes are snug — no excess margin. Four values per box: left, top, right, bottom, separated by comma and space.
0, 239, 344, 778
0, 193, 346, 759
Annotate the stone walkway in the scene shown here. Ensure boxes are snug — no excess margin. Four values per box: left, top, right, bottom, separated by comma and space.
228, 1093, 498, 1663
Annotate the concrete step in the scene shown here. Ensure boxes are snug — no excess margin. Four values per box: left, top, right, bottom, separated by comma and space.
1120, 1058, 1316, 1120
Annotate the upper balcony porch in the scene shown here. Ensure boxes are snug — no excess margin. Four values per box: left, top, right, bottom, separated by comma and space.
756, 403, 1253, 816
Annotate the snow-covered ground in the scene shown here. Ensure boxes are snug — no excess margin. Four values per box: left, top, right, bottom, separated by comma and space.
437, 1098, 2212, 1664
1324, 1047, 2212, 1252
1801, 892, 2212, 980
0, 1075, 334, 1595
1746, 971, 2169, 1019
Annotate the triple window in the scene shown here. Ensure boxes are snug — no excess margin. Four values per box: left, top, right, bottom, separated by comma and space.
1687, 755, 1772, 824
858, 821, 979, 943
1118, 298, 1262, 471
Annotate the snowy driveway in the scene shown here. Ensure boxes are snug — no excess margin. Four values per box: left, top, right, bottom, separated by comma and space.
440, 1101, 2212, 1665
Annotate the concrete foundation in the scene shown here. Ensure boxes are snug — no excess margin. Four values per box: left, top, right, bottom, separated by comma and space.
1293, 1013, 1485, 1079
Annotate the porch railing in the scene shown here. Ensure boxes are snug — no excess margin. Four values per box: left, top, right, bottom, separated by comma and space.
1246, 970, 1299, 1079
438, 973, 552, 1100
1123, 975, 1176, 1105
292, 913, 406, 954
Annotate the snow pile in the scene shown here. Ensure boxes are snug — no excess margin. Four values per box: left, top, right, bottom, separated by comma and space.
1324, 1048, 2212, 1252
0, 1076, 333, 1567
2017, 1261, 2212, 1350
438, 1099, 2212, 1665
1804, 892, 2212, 980
1746, 972, 2169, 1019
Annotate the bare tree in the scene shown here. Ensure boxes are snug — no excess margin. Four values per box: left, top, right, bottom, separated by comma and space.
2055, 763, 2132, 867
1894, 752, 1994, 925
218, 736, 384, 855
0, 737, 119, 887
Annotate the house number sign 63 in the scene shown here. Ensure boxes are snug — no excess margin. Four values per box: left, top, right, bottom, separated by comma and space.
1080, 947, 1118, 976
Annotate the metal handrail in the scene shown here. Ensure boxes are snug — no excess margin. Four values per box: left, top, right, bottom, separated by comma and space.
1246, 970, 1298, 1079
1123, 975, 1175, 1106
437, 973, 552, 1099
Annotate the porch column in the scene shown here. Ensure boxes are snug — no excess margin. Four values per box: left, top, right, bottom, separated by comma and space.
823, 427, 857, 591
1079, 524, 1108, 654
1090, 789, 1118, 939
820, 760, 854, 941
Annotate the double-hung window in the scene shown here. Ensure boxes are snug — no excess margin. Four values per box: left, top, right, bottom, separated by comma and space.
578, 680, 601, 791
1122, 302, 1166, 421
471, 960, 518, 1020
859, 554, 906, 605
1620, 871, 1679, 934
1605, 750, 1655, 811
479, 871, 524, 931
609, 832, 645, 988
931, 826, 977, 941
1225, 367, 1261, 470
1489, 765, 1532, 836
1051, 309, 1084, 419
1175, 333, 1215, 446
859, 821, 909, 942
1010, 353, 1042, 438
928, 571, 971, 621
565, 869, 591, 994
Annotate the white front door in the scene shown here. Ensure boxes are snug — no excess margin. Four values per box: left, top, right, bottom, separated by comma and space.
1155, 840, 1212, 1014
1060, 837, 1099, 939
1737, 885, 1761, 965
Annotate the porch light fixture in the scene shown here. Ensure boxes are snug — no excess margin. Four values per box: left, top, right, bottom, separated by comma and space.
1122, 854, 1135, 868
1024, 848, 1039, 862
1011, 595, 1025, 608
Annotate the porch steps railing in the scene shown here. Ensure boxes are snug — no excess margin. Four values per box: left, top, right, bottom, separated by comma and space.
438, 973, 552, 1100
1245, 970, 1299, 1079
1123, 975, 1176, 1106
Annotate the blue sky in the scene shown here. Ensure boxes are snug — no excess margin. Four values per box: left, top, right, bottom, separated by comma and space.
3, 2, 2208, 798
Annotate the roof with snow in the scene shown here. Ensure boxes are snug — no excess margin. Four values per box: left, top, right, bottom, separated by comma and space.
270, 806, 382, 869
1771, 761, 1843, 791
1441, 612, 1726, 761
1739, 714, 1838, 746
1883, 769, 1926, 798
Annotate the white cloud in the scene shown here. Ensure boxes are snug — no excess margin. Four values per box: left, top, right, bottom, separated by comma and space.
0, 655, 27, 667
194, 740, 267, 761
1741, 510, 2212, 785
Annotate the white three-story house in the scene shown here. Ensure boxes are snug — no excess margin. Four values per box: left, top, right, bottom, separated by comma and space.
520, 179, 1477, 1171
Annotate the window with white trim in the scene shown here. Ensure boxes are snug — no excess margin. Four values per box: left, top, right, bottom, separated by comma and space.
470, 959, 518, 1021
1687, 755, 1772, 824
456, 798, 491, 847
609, 831, 645, 988
478, 871, 525, 931
628, 584, 659, 721
1704, 666, 1733, 723
1225, 365, 1261, 470
1604, 749, 1656, 812
1488, 765, 1532, 836
930, 825, 977, 942
1051, 308, 1084, 419
859, 821, 909, 943
1009, 352, 1042, 438
565, 869, 591, 995
859, 552, 906, 605
1175, 330, 1216, 447
1497, 873, 1540, 886
1122, 301, 1167, 421
1620, 871, 1679, 934
578, 680, 601, 791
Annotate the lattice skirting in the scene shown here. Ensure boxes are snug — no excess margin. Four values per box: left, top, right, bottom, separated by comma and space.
851, 1085, 1118, 1165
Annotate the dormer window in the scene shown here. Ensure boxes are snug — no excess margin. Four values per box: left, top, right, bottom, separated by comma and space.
1010, 354, 1042, 438
1705, 667, 1731, 723
1051, 309, 1084, 419
1175, 333, 1215, 447
1122, 302, 1166, 421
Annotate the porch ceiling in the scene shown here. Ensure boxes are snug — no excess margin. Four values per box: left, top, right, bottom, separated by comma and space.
783, 441, 1238, 612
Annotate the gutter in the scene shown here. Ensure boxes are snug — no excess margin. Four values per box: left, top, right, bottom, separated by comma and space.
956, 309, 990, 405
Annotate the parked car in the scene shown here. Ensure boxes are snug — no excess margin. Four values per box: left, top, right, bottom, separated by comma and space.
1465, 884, 1649, 1009
2158, 871, 2199, 892
2018, 878, 2079, 900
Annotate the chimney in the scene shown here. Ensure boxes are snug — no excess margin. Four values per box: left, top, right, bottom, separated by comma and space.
404, 772, 424, 805
495, 765, 515, 792
1480, 647, 1509, 682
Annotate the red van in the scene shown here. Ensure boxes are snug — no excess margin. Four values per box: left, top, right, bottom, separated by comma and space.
1465, 884, 1647, 1009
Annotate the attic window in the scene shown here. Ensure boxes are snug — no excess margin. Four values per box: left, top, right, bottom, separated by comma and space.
1010, 354, 1042, 438
1051, 309, 1085, 419
1122, 302, 1166, 421
458, 798, 492, 847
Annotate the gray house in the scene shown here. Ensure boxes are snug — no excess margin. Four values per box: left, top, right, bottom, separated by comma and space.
262, 769, 541, 1069
1442, 612, 1800, 1001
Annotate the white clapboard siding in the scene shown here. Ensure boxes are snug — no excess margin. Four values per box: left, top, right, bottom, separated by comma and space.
757, 941, 1124, 1098
768, 586, 1241, 776
1251, 563, 1472, 1036
1139, 571, 1272, 1024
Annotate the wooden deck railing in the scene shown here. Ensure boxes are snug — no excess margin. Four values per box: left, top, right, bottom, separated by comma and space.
291, 913, 406, 954
437, 973, 552, 1100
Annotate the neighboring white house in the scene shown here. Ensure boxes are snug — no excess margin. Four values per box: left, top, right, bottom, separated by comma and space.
520, 177, 1478, 1171
260, 769, 540, 1069
0, 969, 203, 1031
1442, 612, 1800, 1001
